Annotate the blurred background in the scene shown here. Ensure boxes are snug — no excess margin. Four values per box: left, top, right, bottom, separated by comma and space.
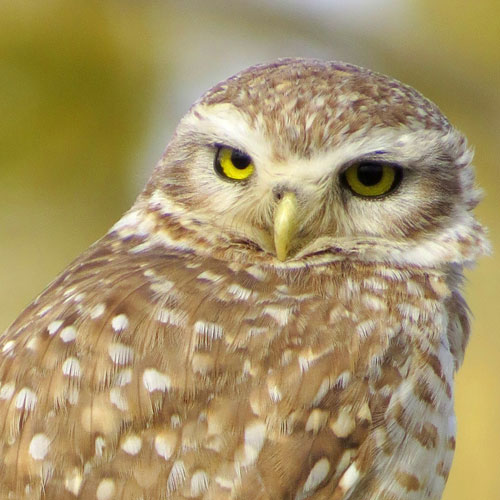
0, 0, 498, 497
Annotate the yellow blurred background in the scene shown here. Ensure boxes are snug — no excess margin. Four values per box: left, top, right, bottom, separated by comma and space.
0, 1, 498, 498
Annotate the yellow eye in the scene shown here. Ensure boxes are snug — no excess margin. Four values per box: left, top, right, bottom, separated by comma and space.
342, 162, 402, 198
215, 146, 254, 181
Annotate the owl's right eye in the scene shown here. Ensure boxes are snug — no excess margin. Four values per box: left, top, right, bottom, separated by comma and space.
214, 146, 254, 181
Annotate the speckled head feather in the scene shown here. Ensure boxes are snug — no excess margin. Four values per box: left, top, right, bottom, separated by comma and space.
0, 58, 489, 499
198, 58, 451, 157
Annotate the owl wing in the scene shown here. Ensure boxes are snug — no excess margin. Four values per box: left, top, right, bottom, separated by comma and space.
0, 234, 195, 498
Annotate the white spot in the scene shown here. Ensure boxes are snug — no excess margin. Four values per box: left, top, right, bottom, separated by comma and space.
121, 434, 142, 455
110, 210, 141, 232
363, 276, 388, 292
194, 321, 223, 344
90, 303, 106, 319
67, 387, 79, 405
305, 409, 329, 433
241, 420, 266, 465
191, 470, 209, 496
62, 357, 81, 378
171, 414, 181, 428
361, 294, 386, 312
60, 326, 77, 343
64, 468, 83, 496
155, 432, 177, 460
2, 341, 15, 354
406, 280, 424, 297
73, 293, 86, 302
95, 437, 106, 456
374, 427, 388, 449
215, 476, 233, 490
108, 343, 134, 365
15, 387, 37, 411
339, 463, 360, 492
245, 265, 267, 281
397, 302, 425, 323
150, 280, 175, 295
111, 314, 129, 333
340, 278, 361, 300
47, 320, 63, 335
263, 305, 292, 326
191, 353, 214, 374
247, 326, 269, 337
185, 261, 202, 269
115, 368, 133, 386
227, 284, 252, 301
331, 407, 355, 438
357, 402, 372, 423
148, 189, 180, 215
280, 350, 293, 366
329, 305, 348, 323
96, 478, 116, 500
312, 377, 331, 405
197, 270, 223, 282
110, 387, 128, 411
299, 356, 312, 373
336, 450, 355, 480
129, 241, 154, 256
448, 414, 457, 437
167, 460, 187, 492
143, 368, 171, 393
26, 337, 40, 351
156, 308, 186, 327
0, 382, 15, 400
334, 371, 352, 389
303, 457, 330, 493
63, 286, 77, 297
275, 284, 290, 295
305, 114, 316, 130
228, 261, 243, 272
37, 305, 53, 317
356, 319, 376, 338
29, 433, 50, 460
149, 228, 192, 253
267, 383, 282, 403
242, 359, 252, 375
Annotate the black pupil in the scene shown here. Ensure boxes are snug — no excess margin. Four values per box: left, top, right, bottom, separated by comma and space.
357, 163, 383, 186
231, 150, 251, 169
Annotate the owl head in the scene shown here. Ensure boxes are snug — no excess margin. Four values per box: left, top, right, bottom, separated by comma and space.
135, 59, 488, 268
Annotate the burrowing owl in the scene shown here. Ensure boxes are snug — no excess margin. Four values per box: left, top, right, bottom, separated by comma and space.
0, 59, 488, 499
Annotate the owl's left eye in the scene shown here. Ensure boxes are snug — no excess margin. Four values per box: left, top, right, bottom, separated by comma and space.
214, 146, 254, 181
342, 162, 402, 198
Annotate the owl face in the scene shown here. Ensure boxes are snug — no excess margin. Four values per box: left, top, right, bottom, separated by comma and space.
142, 59, 486, 267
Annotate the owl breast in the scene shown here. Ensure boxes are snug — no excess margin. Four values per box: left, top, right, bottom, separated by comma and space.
0, 232, 458, 500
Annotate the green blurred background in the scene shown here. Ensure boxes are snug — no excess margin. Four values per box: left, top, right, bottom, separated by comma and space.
0, 1, 498, 497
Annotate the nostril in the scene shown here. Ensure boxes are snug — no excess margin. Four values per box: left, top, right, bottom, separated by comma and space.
273, 184, 290, 201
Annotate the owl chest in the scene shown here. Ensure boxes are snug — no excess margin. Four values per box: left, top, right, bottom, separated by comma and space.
171, 264, 431, 405
142, 261, 447, 407
153, 263, 453, 498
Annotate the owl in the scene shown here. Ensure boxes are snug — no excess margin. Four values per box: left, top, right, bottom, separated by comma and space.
0, 58, 489, 500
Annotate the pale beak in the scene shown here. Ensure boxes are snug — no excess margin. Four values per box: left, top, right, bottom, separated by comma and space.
273, 192, 299, 261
